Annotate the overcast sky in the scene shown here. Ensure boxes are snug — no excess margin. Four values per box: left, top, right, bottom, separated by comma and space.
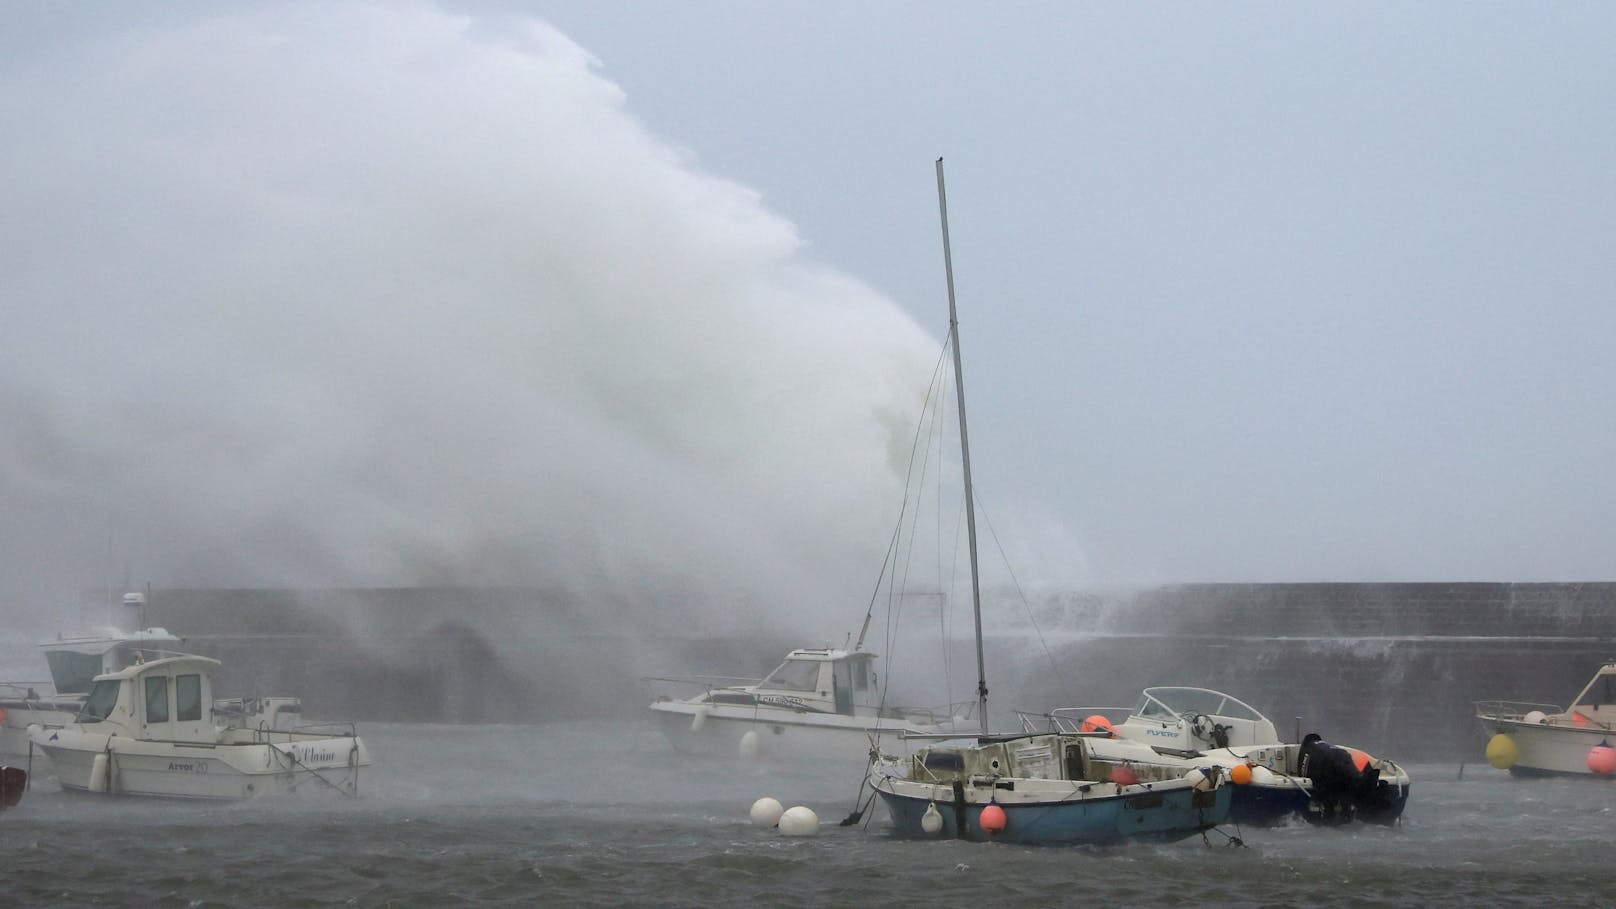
2, 3, 1613, 628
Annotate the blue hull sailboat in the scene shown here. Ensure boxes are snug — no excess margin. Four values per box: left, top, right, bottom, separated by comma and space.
866, 160, 1231, 844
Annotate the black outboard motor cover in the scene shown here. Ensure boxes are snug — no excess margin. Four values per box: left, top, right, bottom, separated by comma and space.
1298, 733, 1385, 824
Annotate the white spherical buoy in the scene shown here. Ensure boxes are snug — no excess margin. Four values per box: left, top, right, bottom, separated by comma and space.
921, 801, 944, 835
738, 729, 762, 760
1184, 767, 1218, 791
778, 805, 820, 837
750, 796, 784, 827
1524, 710, 1548, 725
1248, 765, 1278, 786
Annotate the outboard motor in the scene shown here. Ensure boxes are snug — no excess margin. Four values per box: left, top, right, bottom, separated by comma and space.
1298, 733, 1382, 824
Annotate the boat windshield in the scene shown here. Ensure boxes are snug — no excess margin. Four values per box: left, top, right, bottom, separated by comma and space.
1135, 687, 1263, 721
1572, 670, 1616, 709
78, 679, 120, 722
760, 659, 821, 692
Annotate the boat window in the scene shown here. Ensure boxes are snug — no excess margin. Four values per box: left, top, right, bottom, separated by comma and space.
44, 650, 104, 696
79, 679, 120, 722
176, 674, 202, 722
761, 660, 821, 692
1134, 693, 1176, 720
852, 659, 870, 691
145, 676, 169, 723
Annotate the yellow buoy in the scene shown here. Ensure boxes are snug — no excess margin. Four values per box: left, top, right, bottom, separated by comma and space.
1485, 733, 1518, 770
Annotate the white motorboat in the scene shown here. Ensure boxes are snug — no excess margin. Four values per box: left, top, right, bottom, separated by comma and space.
1, 597, 185, 768
647, 647, 969, 761
29, 653, 369, 800
859, 161, 1231, 844
1018, 686, 1412, 825
1478, 660, 1616, 777
2, 592, 305, 773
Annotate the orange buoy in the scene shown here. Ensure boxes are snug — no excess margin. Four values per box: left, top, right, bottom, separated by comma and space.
979, 802, 1007, 835
1110, 765, 1139, 786
1230, 763, 1254, 785
1587, 744, 1616, 774
1080, 715, 1115, 735
1347, 748, 1373, 773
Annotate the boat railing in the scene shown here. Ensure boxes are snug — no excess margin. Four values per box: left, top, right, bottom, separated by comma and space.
888, 700, 977, 726
1015, 706, 1131, 734
0, 682, 54, 702
1475, 699, 1562, 721
642, 674, 762, 695
291, 720, 361, 738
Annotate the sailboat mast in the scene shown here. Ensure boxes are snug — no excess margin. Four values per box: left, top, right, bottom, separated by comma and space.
935, 157, 989, 736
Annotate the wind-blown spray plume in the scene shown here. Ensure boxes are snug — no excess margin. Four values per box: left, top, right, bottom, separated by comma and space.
0, 3, 938, 631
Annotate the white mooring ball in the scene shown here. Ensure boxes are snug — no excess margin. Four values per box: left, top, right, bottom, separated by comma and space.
778, 806, 820, 837
749, 797, 785, 827
921, 801, 944, 835
738, 729, 762, 760
1524, 710, 1548, 725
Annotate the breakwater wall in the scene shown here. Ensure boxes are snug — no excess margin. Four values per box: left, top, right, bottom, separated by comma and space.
141, 582, 1616, 760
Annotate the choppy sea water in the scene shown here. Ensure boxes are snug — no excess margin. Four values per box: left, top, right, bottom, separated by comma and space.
5, 721, 1615, 908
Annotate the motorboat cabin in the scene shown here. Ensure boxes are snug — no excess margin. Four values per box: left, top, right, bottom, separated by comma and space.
648, 647, 967, 761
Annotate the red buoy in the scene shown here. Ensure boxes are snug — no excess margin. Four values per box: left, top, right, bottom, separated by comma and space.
1080, 715, 1115, 736
1587, 744, 1616, 774
979, 802, 1007, 835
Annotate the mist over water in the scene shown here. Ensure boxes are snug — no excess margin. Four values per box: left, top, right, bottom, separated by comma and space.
0, 4, 955, 634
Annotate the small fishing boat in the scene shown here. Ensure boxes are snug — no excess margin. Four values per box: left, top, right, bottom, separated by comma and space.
1, 595, 186, 767
2, 592, 305, 772
648, 646, 968, 761
29, 653, 369, 800
862, 160, 1231, 844
1019, 686, 1411, 824
1478, 660, 1616, 777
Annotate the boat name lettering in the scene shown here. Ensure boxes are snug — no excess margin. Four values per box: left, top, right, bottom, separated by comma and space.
1146, 728, 1177, 737
167, 760, 209, 774
294, 746, 339, 763
755, 695, 809, 711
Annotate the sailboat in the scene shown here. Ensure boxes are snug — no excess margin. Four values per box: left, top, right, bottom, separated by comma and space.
864, 160, 1232, 844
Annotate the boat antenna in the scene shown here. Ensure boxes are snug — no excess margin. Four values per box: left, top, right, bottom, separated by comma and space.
936, 157, 988, 735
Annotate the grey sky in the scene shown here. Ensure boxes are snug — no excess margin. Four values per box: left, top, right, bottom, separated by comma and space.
1, 2, 1612, 630
510, 1, 1616, 584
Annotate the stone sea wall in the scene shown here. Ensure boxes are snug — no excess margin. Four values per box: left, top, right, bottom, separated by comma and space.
141, 583, 1616, 760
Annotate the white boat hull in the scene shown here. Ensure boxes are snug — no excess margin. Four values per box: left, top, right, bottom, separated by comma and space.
0, 703, 76, 771
1480, 717, 1616, 777
33, 727, 370, 799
